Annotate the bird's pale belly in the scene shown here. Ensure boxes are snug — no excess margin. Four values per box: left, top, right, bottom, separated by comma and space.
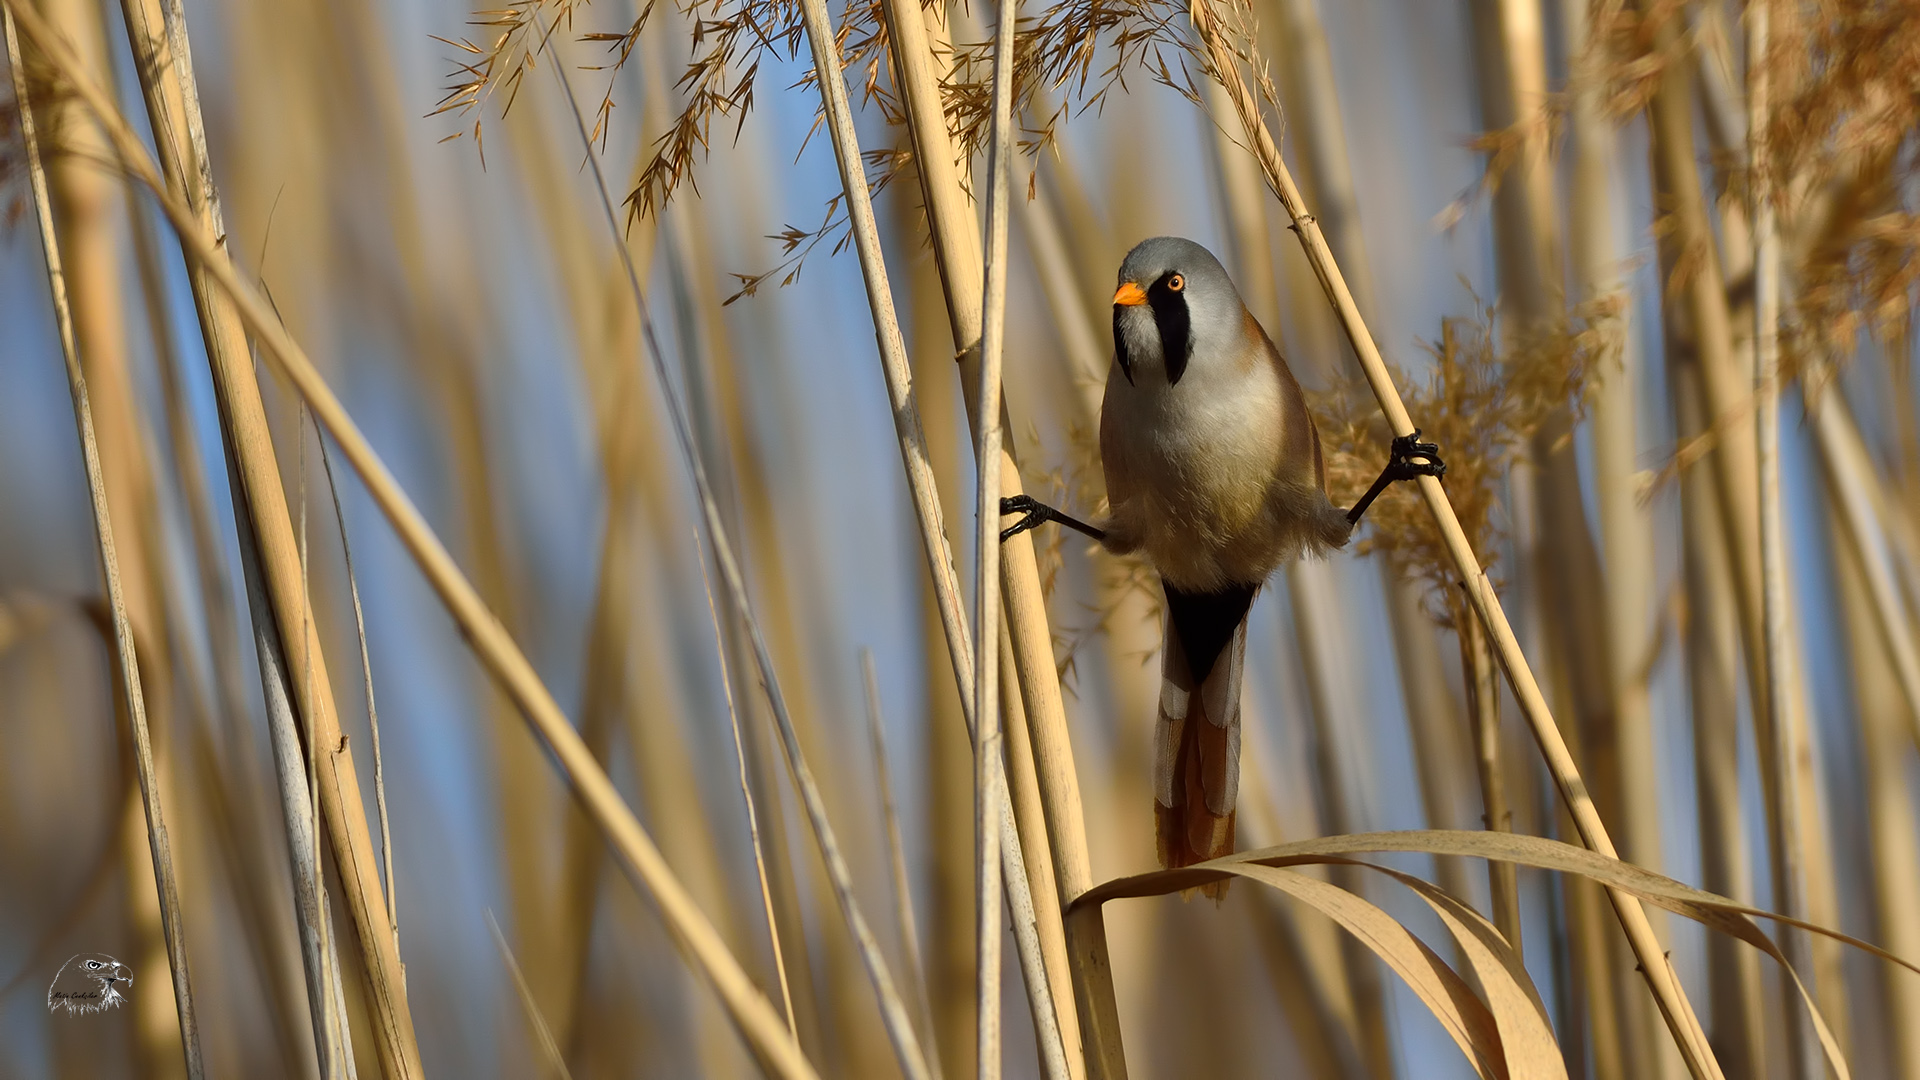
1126, 432, 1294, 592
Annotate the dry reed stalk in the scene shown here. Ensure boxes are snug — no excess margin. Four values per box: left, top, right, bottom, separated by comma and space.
862, 651, 943, 1066
1673, 360, 1768, 1079
486, 911, 575, 1080
90, 0, 428, 1070
1474, 12, 1650, 1023
1244, 17, 1468, 1060
893, 147, 986, 1079
1182, 0, 1721, 1070
1269, 0, 1379, 343
500, 66, 765, 1064
126, 109, 312, 1074
1749, 5, 1821, 1072
1829, 495, 1920, 1076
873, 0, 1091, 1066
316, 16, 551, 1009
314, 443, 396, 960
6, 14, 203, 1075
972, 2, 1020, 1069
1636, 21, 1823, 1070
690, 509, 801, 1043
1758, 6, 1812, 1068
1456, 613, 1520, 956
658, 193, 810, 1058
30, 0, 186, 1067
1379, 564, 1478, 937
1202, 97, 1393, 1074
0, 9, 822, 1072
663, 145, 885, 1075
1231, 754, 1369, 1078
1808, 382, 1920, 750
880, 0, 1096, 946
783, 2, 1070, 1072
991, 622, 1075, 1080
536, 29, 948, 1079
1560, 2, 1670, 1072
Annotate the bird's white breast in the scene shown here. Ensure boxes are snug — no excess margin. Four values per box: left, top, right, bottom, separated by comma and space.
1103, 347, 1296, 590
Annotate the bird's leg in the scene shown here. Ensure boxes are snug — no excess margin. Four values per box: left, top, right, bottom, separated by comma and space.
999, 494, 1108, 544
1346, 429, 1446, 526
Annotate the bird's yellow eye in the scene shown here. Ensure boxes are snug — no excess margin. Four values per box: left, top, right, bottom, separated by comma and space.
1167, 273, 1185, 292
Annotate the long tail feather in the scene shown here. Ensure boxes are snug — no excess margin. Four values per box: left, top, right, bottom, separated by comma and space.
1154, 582, 1255, 900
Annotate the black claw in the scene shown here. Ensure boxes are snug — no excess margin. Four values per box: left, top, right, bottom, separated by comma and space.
1346, 429, 1447, 526
1388, 429, 1446, 480
994, 493, 1107, 544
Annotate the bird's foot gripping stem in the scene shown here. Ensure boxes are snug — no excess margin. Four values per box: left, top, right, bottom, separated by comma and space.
1346, 429, 1446, 526
1385, 431, 1446, 482
999, 494, 1107, 544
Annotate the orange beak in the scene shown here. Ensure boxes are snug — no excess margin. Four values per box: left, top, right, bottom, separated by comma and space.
1112, 281, 1147, 307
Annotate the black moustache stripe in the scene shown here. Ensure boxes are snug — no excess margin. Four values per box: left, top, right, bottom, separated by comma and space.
1149, 284, 1192, 385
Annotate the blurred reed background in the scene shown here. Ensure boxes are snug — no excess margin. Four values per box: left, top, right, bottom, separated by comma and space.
3, 0, 1920, 1076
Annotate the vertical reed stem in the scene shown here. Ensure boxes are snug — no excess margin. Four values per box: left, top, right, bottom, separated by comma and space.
1459, 608, 1520, 954
6, 14, 203, 1074
1747, 6, 1819, 1075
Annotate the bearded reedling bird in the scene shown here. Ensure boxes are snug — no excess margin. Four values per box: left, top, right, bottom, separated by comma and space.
1002, 236, 1441, 889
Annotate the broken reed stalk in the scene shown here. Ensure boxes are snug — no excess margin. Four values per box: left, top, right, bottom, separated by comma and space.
972, 0, 1021, 1072
5, 14, 204, 1076
1181, 0, 1720, 1071
790, 0, 1072, 1074
96, 0, 427, 1071
0, 7, 821, 1074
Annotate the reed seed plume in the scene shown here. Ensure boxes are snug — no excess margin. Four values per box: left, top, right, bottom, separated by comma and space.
1767, 1, 1920, 364
1316, 292, 1610, 628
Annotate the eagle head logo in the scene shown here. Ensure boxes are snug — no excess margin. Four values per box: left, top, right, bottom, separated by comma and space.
47, 954, 132, 1015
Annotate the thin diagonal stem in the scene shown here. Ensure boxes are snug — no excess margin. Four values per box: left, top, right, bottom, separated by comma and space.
692, 525, 799, 1040
317, 438, 399, 956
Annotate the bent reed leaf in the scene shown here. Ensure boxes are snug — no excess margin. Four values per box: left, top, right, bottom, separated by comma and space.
1081, 829, 1915, 1078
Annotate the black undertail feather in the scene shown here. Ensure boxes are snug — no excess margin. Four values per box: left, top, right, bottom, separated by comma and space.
1163, 581, 1258, 683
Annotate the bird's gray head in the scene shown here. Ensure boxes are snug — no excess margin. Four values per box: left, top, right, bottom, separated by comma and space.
1111, 236, 1247, 387
47, 953, 132, 1015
